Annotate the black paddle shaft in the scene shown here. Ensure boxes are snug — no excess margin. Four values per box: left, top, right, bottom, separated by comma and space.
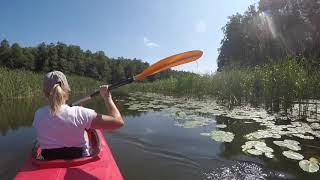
70, 77, 134, 106
89, 77, 135, 97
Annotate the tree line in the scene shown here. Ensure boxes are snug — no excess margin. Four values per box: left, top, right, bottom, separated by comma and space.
0, 40, 191, 83
218, 0, 320, 71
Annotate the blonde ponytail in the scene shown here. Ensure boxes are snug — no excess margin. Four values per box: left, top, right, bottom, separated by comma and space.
49, 84, 67, 116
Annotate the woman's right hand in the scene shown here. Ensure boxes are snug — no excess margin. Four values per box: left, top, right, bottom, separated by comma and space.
91, 85, 124, 131
100, 85, 112, 101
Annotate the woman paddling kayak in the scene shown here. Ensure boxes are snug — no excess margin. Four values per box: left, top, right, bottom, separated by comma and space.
32, 71, 124, 160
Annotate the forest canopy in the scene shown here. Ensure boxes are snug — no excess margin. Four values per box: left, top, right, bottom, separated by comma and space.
218, 0, 320, 71
0, 40, 193, 83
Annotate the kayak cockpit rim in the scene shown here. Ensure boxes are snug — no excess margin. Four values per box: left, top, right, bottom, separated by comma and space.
31, 129, 101, 168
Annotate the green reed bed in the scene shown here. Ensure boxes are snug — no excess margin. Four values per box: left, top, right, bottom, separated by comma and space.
129, 57, 320, 112
0, 68, 101, 100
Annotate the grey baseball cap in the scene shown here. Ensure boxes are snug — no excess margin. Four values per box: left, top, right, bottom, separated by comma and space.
43, 71, 71, 95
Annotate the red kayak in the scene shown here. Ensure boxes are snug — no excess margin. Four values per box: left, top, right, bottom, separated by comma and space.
15, 130, 123, 180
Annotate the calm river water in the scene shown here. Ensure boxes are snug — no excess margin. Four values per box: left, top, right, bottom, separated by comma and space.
0, 93, 319, 180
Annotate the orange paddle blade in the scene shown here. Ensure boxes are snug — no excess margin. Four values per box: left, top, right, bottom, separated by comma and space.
134, 50, 203, 80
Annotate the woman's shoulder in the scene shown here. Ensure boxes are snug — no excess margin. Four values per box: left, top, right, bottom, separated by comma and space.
60, 105, 94, 116
35, 105, 49, 116
68, 105, 94, 112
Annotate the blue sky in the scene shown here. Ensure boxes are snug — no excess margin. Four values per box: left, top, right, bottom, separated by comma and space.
0, 0, 257, 74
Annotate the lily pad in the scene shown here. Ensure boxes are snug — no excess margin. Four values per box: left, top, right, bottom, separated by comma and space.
241, 141, 274, 158
310, 123, 320, 130
241, 141, 259, 151
216, 124, 227, 128
200, 133, 210, 136
246, 149, 263, 156
273, 140, 301, 151
309, 157, 319, 164
282, 151, 304, 160
181, 120, 208, 128
283, 139, 300, 145
265, 152, 274, 159
299, 160, 319, 173
292, 134, 314, 140
210, 131, 235, 142
254, 143, 274, 153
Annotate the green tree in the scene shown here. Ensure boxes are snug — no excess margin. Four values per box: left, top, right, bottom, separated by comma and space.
10, 43, 27, 69
0, 40, 11, 67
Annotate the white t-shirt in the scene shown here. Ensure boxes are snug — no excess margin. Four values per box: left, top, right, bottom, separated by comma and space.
32, 104, 95, 151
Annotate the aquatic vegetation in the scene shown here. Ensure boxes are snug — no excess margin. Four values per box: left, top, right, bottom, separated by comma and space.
241, 141, 274, 158
282, 151, 304, 160
292, 134, 314, 140
265, 152, 274, 159
129, 58, 320, 119
125, 92, 320, 174
254, 143, 273, 153
0, 67, 101, 99
245, 130, 281, 140
179, 120, 209, 128
200, 133, 210, 137
309, 157, 319, 164
273, 140, 301, 151
209, 131, 235, 142
299, 159, 319, 173
310, 123, 320, 130
215, 124, 227, 128
247, 149, 263, 156
241, 141, 262, 151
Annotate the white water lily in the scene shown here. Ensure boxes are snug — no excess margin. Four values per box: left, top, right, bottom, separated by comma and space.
282, 151, 304, 160
299, 160, 319, 173
210, 131, 235, 142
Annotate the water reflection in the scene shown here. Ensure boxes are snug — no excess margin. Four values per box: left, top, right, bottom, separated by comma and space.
0, 98, 45, 135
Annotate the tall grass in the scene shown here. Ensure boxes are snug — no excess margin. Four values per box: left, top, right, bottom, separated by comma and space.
129, 57, 320, 112
0, 68, 101, 100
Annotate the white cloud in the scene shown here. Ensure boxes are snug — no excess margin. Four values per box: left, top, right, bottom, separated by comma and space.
195, 20, 207, 33
143, 37, 159, 48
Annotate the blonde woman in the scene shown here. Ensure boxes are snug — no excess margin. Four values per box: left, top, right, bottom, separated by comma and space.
32, 71, 124, 160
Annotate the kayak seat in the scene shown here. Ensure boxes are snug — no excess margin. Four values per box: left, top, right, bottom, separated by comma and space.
31, 129, 101, 168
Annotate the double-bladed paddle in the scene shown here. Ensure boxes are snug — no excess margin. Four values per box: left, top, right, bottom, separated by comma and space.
71, 50, 203, 106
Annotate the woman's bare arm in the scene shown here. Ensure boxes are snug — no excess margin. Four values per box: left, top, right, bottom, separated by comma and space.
90, 85, 124, 131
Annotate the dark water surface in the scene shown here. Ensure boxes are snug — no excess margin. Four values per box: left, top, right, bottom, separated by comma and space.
0, 93, 319, 180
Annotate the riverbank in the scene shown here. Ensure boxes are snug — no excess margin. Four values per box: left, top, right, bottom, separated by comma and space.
0, 68, 101, 100
2, 57, 320, 115
129, 57, 320, 113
